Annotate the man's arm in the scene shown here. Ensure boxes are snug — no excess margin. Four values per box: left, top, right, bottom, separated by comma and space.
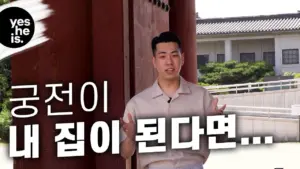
120, 137, 136, 159
120, 101, 136, 159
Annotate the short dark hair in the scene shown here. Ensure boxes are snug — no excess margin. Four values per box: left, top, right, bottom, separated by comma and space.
151, 31, 182, 56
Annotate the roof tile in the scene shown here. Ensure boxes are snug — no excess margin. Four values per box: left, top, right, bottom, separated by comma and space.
196, 13, 300, 35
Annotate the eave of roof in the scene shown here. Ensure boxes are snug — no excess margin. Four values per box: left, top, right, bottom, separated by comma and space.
196, 13, 300, 35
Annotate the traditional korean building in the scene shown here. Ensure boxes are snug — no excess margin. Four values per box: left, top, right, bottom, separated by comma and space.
12, 1, 198, 169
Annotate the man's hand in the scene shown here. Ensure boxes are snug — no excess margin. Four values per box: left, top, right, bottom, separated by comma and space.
120, 113, 136, 141
211, 98, 226, 114
210, 98, 227, 143
120, 113, 136, 159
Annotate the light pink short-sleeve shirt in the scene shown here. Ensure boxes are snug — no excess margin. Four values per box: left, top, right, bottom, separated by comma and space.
121, 76, 214, 169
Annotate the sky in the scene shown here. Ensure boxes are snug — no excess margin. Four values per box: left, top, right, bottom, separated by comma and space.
195, 0, 300, 18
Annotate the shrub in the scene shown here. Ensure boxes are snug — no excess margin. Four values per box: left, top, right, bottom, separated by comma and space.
0, 0, 11, 141
198, 60, 275, 85
283, 72, 294, 76
294, 73, 300, 79
0, 109, 11, 142
198, 82, 215, 86
283, 72, 300, 78
0, 89, 11, 142
0, 58, 11, 142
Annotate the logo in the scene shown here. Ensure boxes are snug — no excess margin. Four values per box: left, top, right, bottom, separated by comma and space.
0, 7, 35, 48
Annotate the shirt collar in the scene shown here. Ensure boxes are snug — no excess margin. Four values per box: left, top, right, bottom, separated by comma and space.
151, 76, 191, 98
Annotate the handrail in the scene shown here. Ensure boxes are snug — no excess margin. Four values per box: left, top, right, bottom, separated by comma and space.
221, 105, 292, 115
205, 78, 299, 89
204, 79, 300, 94
209, 81, 300, 94
221, 105, 291, 111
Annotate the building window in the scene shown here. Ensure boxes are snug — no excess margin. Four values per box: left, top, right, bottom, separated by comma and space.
217, 54, 225, 63
240, 53, 255, 63
197, 54, 209, 67
263, 52, 275, 66
282, 49, 299, 64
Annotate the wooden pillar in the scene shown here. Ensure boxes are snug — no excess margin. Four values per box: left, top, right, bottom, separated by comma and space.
92, 0, 129, 169
11, 0, 94, 169
169, 0, 198, 84
129, 0, 170, 168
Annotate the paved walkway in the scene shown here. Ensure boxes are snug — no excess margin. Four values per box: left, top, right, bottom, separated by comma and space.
1, 143, 299, 169
0, 143, 13, 169
204, 143, 300, 169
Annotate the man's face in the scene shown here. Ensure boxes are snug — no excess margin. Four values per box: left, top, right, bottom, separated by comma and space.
152, 42, 184, 80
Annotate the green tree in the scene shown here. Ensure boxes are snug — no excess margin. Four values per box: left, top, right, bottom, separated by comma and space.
0, 0, 11, 143
199, 60, 275, 85
0, 109, 11, 142
0, 59, 11, 142
0, 0, 9, 5
0, 59, 11, 111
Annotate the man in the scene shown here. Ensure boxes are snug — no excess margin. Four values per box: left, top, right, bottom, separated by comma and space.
120, 31, 226, 169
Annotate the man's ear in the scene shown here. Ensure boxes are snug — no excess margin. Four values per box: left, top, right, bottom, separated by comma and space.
152, 56, 156, 68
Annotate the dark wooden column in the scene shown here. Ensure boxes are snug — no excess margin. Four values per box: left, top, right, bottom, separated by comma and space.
129, 0, 170, 168
169, 0, 198, 84
12, 0, 94, 169
92, 0, 129, 169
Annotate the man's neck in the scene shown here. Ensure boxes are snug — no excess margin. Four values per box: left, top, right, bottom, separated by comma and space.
157, 76, 180, 97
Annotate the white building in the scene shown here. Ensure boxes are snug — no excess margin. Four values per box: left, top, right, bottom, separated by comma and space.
196, 12, 300, 75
